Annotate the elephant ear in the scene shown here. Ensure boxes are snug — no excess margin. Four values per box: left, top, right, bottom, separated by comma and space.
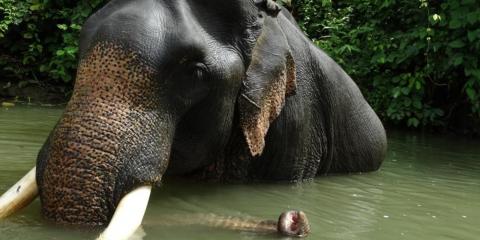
238, 17, 296, 157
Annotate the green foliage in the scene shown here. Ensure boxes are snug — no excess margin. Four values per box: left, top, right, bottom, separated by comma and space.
1, 0, 479, 133
291, 0, 480, 133
0, 0, 107, 92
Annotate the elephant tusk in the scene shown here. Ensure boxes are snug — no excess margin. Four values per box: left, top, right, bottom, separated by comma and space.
97, 185, 152, 240
0, 167, 38, 219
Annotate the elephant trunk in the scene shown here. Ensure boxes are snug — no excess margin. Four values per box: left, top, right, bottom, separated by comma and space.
35, 42, 173, 226
36, 104, 172, 226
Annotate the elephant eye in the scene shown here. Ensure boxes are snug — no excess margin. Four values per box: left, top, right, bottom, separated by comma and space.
191, 63, 208, 80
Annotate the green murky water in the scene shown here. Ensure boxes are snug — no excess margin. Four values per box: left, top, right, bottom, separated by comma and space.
0, 105, 479, 240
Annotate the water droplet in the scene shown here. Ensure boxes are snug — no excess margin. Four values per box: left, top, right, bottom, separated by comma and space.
383, 215, 389, 219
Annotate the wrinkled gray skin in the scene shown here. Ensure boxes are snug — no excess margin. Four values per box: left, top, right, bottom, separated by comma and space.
35, 0, 387, 226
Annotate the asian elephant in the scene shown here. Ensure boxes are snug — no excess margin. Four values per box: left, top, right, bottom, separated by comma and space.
0, 0, 386, 238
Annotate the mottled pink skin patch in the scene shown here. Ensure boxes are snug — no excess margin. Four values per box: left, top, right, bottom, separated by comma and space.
277, 210, 310, 237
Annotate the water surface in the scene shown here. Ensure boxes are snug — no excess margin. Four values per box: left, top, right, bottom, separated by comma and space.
0, 106, 479, 239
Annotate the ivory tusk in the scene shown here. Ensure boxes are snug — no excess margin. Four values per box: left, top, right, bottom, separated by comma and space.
97, 185, 152, 240
0, 167, 38, 219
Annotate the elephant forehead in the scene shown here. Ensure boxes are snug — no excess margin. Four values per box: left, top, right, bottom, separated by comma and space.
73, 42, 160, 108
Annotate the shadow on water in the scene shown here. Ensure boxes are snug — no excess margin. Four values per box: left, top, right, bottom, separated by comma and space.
0, 106, 479, 239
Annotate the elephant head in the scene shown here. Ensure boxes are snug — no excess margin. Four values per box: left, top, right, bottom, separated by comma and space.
2, 0, 302, 230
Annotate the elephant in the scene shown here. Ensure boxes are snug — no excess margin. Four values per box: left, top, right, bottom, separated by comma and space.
0, 0, 387, 239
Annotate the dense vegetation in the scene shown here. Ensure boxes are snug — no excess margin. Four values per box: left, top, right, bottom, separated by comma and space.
1, 0, 479, 134
286, 0, 480, 134
0, 0, 104, 99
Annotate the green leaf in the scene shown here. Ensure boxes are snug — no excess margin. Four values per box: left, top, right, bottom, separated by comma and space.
404, 98, 412, 107
471, 70, 480, 80
65, 46, 78, 55
413, 99, 422, 109
466, 12, 479, 25
462, 0, 476, 4
407, 118, 420, 127
70, 24, 82, 30
29, 4, 42, 11
415, 81, 422, 90
39, 65, 48, 72
466, 88, 477, 100
18, 80, 29, 88
434, 109, 444, 117
467, 30, 477, 42
57, 24, 68, 30
448, 40, 465, 48
449, 19, 462, 29
23, 33, 33, 39
453, 56, 463, 66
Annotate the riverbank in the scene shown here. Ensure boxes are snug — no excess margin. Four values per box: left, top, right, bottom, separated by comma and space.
0, 82, 68, 106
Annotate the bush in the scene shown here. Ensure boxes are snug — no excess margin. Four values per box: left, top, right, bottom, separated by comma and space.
0, 0, 106, 95
287, 0, 480, 134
